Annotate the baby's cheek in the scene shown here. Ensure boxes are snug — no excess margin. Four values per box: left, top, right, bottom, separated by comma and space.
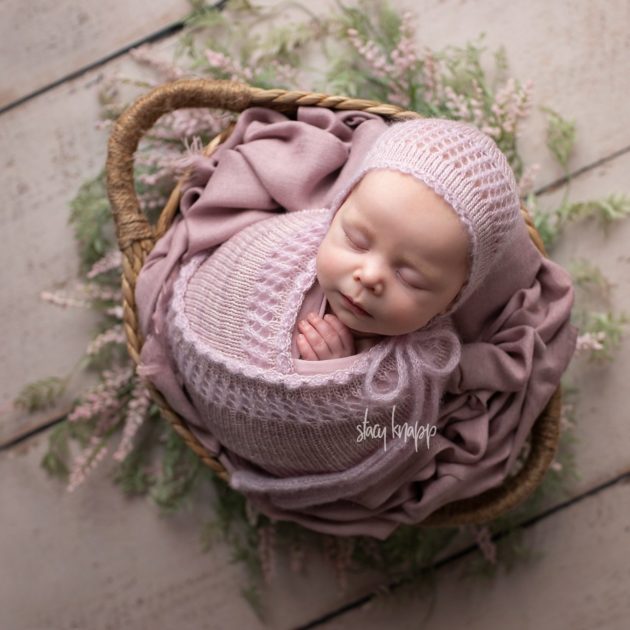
315, 241, 339, 286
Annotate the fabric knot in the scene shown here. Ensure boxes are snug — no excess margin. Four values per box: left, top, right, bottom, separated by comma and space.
361, 318, 462, 420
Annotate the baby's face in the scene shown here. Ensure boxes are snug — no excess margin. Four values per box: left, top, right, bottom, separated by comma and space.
316, 170, 470, 337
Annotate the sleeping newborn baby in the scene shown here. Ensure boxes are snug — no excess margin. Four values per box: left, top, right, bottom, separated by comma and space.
296, 115, 518, 362
297, 168, 471, 360
136, 111, 576, 538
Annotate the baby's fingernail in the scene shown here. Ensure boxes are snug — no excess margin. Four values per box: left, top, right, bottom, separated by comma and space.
307, 313, 317, 322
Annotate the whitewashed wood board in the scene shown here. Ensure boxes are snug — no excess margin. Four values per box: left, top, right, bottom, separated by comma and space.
540, 150, 630, 487
0, 35, 180, 434
255, 0, 630, 190
0, 0, 193, 109
3, 0, 629, 417
2, 2, 630, 627
1, 432, 393, 630
1, 69, 109, 416
317, 479, 630, 630
400, 0, 630, 180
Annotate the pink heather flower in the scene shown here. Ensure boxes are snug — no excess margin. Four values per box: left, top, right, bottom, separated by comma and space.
86, 324, 126, 356
112, 379, 151, 462
422, 48, 444, 106
390, 11, 418, 75
245, 498, 261, 527
67, 411, 121, 493
135, 145, 182, 188
258, 524, 277, 584
87, 250, 122, 279
146, 109, 228, 142
491, 77, 533, 138
333, 537, 353, 594
205, 48, 254, 82
473, 524, 497, 565
41, 282, 122, 310
130, 44, 187, 82
289, 539, 306, 574
268, 59, 299, 85
40, 290, 91, 309
559, 403, 575, 432
78, 281, 122, 303
576, 331, 606, 353
444, 86, 470, 120
105, 305, 124, 321
481, 124, 502, 139
68, 366, 133, 423
347, 14, 419, 100
346, 29, 390, 79
94, 119, 113, 131
139, 189, 169, 212
321, 536, 350, 592
67, 433, 111, 493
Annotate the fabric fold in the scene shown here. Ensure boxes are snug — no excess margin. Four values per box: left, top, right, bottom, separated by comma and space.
133, 106, 578, 539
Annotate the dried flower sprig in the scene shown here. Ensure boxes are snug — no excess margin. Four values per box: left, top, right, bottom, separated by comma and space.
573, 311, 628, 363
17, 0, 627, 612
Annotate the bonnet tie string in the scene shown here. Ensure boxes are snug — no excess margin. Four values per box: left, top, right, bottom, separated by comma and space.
361, 321, 462, 420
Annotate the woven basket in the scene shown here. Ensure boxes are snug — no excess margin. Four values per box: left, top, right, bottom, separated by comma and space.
106, 78, 562, 528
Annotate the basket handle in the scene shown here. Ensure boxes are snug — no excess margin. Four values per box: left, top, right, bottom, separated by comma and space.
105, 79, 254, 251
105, 77, 417, 252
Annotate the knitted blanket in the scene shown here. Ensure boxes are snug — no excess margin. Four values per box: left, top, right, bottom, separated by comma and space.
135, 107, 578, 539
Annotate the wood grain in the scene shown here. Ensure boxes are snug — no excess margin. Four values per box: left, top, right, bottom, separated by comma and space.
0, 0, 192, 109
2, 1, 630, 627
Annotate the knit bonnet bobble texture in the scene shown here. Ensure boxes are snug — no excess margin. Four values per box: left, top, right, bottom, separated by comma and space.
331, 118, 523, 313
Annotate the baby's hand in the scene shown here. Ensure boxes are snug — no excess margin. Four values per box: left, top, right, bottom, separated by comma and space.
297, 312, 356, 360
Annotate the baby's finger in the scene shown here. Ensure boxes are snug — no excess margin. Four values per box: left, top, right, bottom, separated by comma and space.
296, 333, 319, 361
322, 314, 355, 353
305, 314, 347, 356
298, 319, 333, 359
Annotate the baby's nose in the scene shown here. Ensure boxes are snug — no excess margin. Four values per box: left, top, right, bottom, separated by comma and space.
354, 265, 384, 293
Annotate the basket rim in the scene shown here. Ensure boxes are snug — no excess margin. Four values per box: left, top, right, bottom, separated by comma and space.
106, 78, 560, 529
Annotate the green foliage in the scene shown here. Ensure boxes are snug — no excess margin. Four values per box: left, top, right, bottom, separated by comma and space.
462, 526, 543, 580
182, 0, 331, 90
40, 413, 101, 478
575, 310, 629, 362
27, 0, 630, 612
559, 194, 630, 234
528, 191, 630, 252
112, 414, 161, 496
542, 106, 576, 171
40, 420, 72, 479
14, 377, 67, 412
148, 423, 204, 514
68, 171, 114, 272
569, 258, 613, 299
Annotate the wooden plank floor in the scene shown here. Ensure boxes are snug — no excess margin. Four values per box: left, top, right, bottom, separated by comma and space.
2, 1, 629, 628
0, 0, 192, 109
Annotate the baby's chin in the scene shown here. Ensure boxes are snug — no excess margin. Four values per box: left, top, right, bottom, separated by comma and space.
348, 325, 382, 339
336, 311, 385, 339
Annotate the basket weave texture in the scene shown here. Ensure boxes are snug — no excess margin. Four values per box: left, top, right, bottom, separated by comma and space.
106, 78, 562, 528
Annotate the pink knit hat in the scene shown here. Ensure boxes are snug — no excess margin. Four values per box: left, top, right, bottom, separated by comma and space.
329, 118, 523, 314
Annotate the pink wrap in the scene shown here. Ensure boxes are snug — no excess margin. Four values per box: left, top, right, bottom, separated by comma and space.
135, 107, 578, 539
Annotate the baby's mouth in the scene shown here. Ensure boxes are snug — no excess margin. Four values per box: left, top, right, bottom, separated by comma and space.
341, 292, 372, 318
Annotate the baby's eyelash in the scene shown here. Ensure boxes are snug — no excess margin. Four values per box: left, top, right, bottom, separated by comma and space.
344, 233, 366, 250
398, 272, 425, 291
345, 232, 425, 290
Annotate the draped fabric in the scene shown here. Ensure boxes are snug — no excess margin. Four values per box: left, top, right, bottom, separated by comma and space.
134, 107, 578, 539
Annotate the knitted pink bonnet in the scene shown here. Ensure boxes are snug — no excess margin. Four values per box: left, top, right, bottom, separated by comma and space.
329, 118, 523, 315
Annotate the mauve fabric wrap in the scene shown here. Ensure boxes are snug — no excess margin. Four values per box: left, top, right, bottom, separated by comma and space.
134, 106, 578, 539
